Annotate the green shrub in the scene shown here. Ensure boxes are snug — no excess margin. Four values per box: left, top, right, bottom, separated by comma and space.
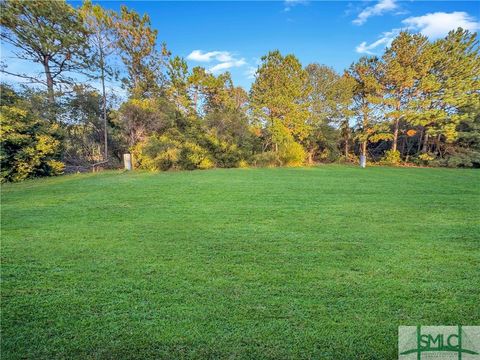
382, 149, 401, 165
132, 134, 214, 171
279, 141, 306, 166
252, 151, 281, 167
237, 159, 249, 168
203, 134, 244, 168
444, 149, 480, 168
131, 135, 181, 171
1, 93, 64, 182
179, 142, 213, 170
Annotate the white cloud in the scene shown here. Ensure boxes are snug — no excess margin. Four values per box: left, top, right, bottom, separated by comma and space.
284, 0, 308, 12
402, 11, 480, 39
353, 0, 398, 25
355, 11, 480, 54
186, 49, 247, 74
355, 30, 398, 54
209, 59, 246, 73
186, 50, 233, 62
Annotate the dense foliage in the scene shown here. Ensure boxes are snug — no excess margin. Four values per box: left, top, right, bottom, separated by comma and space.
1, 0, 479, 181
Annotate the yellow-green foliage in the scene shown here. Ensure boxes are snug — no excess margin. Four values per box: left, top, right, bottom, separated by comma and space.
279, 141, 306, 166
180, 142, 213, 170
418, 153, 435, 162
132, 134, 215, 171
131, 134, 181, 171
1, 95, 64, 182
237, 159, 249, 168
251, 141, 306, 167
382, 149, 401, 165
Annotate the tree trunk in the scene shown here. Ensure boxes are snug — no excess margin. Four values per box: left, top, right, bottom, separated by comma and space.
42, 56, 55, 105
99, 48, 108, 162
307, 150, 314, 165
193, 89, 198, 113
417, 127, 424, 153
361, 141, 367, 157
435, 134, 442, 156
422, 132, 429, 153
392, 117, 399, 152
42, 56, 57, 122
362, 111, 368, 157
344, 138, 349, 159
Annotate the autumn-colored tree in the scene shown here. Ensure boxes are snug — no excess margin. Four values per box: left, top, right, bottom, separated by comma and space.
382, 31, 432, 158
188, 69, 247, 115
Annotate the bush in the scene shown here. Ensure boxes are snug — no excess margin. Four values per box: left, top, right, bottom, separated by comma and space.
279, 141, 306, 166
412, 152, 436, 167
237, 159, 249, 168
382, 149, 401, 165
179, 142, 214, 170
444, 149, 480, 168
131, 134, 180, 171
1, 90, 64, 182
202, 133, 245, 168
132, 134, 214, 171
252, 151, 281, 167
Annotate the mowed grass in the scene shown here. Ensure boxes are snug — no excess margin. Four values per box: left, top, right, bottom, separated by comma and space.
1, 166, 479, 359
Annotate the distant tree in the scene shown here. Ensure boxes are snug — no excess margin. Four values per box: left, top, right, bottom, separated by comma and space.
79, 0, 118, 161
250, 50, 311, 156
230, 86, 249, 111
114, 5, 169, 98
0, 0, 89, 105
348, 57, 389, 161
188, 70, 246, 115
449, 103, 480, 167
425, 29, 480, 156
202, 72, 235, 113
188, 66, 208, 114
166, 56, 193, 114
381, 31, 432, 158
60, 85, 112, 165
114, 97, 176, 147
306, 64, 354, 160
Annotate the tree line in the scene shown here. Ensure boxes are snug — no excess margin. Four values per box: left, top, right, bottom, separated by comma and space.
1, 0, 479, 181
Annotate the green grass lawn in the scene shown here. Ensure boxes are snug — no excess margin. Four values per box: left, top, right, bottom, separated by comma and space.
1, 165, 479, 359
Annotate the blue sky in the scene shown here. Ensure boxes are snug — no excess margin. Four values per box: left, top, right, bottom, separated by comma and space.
2, 1, 479, 91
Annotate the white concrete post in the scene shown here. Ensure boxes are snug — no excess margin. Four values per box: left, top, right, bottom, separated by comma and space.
123, 153, 132, 170
360, 155, 366, 168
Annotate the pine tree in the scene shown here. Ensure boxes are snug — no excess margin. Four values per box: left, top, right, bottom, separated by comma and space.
382, 31, 432, 158
0, 0, 89, 105
167, 56, 193, 114
426, 29, 480, 156
114, 6, 169, 98
348, 57, 389, 161
79, 0, 118, 161
250, 50, 311, 153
